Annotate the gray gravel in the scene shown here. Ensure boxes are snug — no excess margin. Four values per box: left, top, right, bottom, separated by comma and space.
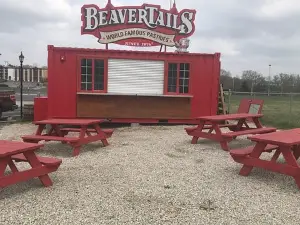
1, 123, 300, 225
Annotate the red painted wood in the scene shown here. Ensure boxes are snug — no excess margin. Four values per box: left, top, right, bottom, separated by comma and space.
235, 98, 264, 125
0, 140, 61, 188
238, 142, 267, 175
185, 127, 197, 133
8, 160, 19, 173
230, 144, 278, 156
185, 114, 270, 151
186, 124, 237, 132
12, 154, 62, 166
92, 124, 109, 146
60, 127, 113, 137
0, 157, 8, 176
237, 99, 264, 114
198, 113, 263, 121
252, 117, 263, 128
0, 163, 60, 188
25, 119, 113, 157
271, 150, 281, 161
61, 128, 97, 133
222, 127, 276, 138
235, 155, 300, 177
22, 135, 79, 142
204, 124, 237, 130
34, 118, 106, 126
36, 124, 46, 135
229, 132, 300, 189
0, 140, 43, 157
34, 97, 49, 121
248, 128, 300, 146
188, 129, 225, 142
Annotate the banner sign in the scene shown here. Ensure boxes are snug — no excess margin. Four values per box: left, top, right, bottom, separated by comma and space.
81, 2, 196, 47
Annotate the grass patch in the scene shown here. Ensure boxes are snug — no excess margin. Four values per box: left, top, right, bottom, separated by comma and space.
227, 93, 299, 129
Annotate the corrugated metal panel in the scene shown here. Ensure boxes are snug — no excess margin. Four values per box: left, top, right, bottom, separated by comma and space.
108, 58, 164, 94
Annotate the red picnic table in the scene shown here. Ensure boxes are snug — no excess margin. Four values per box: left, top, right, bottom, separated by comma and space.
21, 118, 114, 157
0, 140, 62, 188
185, 113, 276, 151
230, 128, 300, 189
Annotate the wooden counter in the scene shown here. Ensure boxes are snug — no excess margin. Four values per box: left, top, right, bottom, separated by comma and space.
76, 93, 192, 119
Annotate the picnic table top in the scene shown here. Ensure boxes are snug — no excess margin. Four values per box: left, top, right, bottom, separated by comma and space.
197, 113, 263, 121
248, 128, 300, 146
33, 118, 107, 126
0, 140, 43, 157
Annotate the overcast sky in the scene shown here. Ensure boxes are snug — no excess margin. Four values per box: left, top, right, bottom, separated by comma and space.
0, 0, 300, 77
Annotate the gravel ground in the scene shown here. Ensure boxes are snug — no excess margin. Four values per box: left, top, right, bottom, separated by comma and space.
1, 123, 300, 225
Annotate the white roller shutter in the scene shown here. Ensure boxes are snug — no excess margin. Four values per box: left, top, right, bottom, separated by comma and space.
108, 58, 164, 95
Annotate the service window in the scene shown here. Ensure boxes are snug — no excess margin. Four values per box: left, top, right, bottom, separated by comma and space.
166, 62, 190, 94
107, 58, 164, 95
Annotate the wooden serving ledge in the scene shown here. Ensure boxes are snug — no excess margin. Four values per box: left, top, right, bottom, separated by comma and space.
76, 92, 193, 119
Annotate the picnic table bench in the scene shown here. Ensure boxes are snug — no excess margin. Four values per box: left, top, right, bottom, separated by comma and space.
22, 118, 114, 157
230, 128, 300, 189
185, 113, 276, 151
0, 140, 61, 188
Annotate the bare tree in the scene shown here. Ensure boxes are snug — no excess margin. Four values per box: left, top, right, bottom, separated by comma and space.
241, 70, 267, 93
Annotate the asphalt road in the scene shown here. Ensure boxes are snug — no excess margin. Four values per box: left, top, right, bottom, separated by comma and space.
2, 93, 38, 119
15, 93, 38, 102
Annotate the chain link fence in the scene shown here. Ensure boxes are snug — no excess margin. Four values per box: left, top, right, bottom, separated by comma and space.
225, 91, 300, 129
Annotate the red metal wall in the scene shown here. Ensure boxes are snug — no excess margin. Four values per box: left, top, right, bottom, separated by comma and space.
34, 97, 48, 121
47, 45, 220, 122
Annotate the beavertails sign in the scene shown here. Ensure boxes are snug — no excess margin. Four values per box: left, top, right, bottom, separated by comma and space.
81, 1, 196, 47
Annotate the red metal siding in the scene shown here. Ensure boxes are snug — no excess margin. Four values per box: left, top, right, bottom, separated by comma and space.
34, 97, 48, 121
47, 45, 220, 122
48, 45, 77, 118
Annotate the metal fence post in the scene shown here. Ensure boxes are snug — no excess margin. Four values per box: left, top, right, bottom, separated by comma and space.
228, 89, 232, 113
289, 92, 293, 124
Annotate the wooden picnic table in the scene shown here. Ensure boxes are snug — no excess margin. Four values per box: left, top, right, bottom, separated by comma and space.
230, 128, 300, 189
0, 140, 62, 188
21, 118, 114, 157
185, 113, 276, 151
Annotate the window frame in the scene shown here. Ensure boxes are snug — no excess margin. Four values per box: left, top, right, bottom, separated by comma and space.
77, 56, 108, 93
164, 61, 191, 95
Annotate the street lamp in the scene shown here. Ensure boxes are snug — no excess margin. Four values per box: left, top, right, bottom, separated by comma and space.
19, 52, 24, 119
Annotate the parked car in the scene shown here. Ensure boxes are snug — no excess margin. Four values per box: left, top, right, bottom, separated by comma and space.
0, 84, 18, 118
